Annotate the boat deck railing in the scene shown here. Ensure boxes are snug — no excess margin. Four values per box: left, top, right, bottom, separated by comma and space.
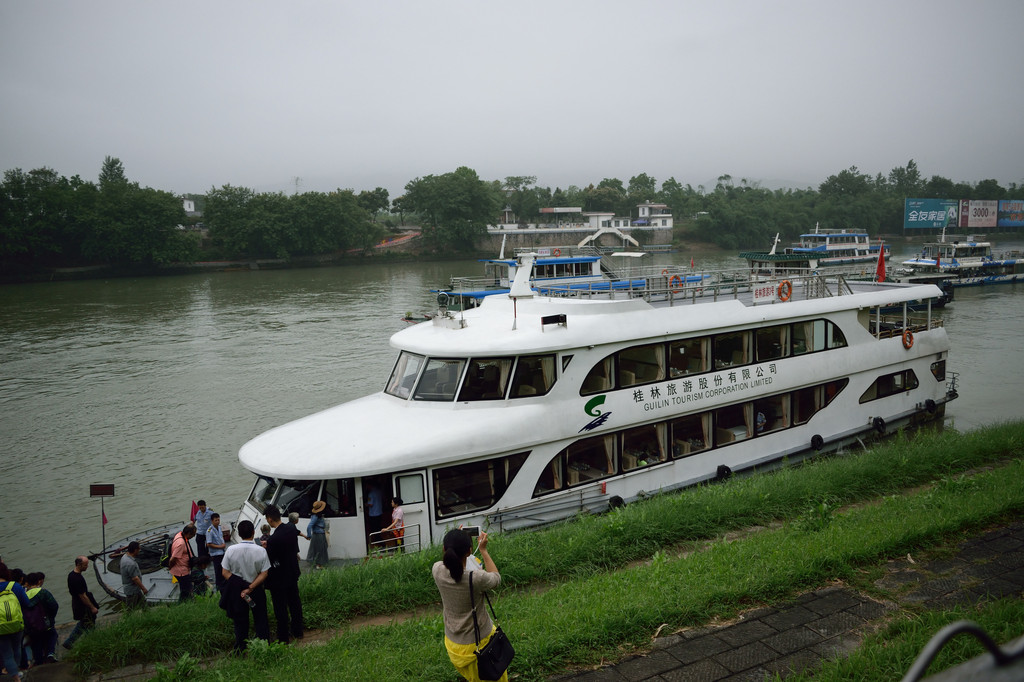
444, 264, 948, 313
871, 314, 945, 338
533, 268, 863, 307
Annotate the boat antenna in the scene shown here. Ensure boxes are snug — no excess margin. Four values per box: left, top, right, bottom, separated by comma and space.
499, 233, 507, 259
769, 233, 780, 256
508, 253, 536, 330
814, 222, 820, 234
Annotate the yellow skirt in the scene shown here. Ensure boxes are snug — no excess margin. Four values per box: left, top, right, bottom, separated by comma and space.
444, 627, 509, 682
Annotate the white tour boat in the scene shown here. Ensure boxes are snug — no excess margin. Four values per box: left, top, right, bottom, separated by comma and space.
900, 232, 1024, 287
232, 255, 957, 562
741, 226, 889, 278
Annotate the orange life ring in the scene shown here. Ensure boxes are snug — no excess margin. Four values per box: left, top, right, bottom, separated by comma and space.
661, 269, 669, 276
669, 274, 683, 291
902, 329, 914, 349
778, 280, 792, 302
552, 248, 561, 256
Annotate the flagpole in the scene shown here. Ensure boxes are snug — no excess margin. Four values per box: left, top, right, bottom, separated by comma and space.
101, 497, 106, 567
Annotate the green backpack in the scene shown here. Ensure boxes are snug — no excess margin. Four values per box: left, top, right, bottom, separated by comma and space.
0, 583, 23, 635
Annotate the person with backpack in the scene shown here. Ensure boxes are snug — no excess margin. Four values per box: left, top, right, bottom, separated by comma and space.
0, 561, 31, 680
23, 573, 58, 666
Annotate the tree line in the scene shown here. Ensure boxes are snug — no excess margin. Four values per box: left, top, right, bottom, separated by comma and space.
2, 157, 1019, 275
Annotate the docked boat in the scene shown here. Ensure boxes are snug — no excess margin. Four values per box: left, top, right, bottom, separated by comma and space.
900, 233, 1024, 287
438, 241, 705, 311
231, 255, 957, 562
741, 226, 889, 278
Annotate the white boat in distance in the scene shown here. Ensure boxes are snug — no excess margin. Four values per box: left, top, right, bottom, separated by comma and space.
741, 226, 889, 278
232, 255, 957, 563
900, 232, 1024, 287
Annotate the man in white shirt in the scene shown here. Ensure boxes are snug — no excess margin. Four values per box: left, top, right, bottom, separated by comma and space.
220, 520, 270, 652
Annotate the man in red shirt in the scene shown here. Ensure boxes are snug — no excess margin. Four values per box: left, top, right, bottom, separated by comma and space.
169, 524, 197, 601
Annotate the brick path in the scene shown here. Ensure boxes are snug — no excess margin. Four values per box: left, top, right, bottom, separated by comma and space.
551, 520, 1024, 681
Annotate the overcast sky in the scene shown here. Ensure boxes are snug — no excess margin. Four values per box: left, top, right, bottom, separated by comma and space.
2, 1, 1022, 200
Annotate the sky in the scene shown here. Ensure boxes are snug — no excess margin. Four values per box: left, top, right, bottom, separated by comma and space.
2, 0, 1022, 201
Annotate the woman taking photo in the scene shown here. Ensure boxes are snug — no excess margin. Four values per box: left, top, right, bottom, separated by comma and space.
432, 529, 506, 682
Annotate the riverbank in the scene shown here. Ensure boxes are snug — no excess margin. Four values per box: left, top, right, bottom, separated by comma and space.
49, 421, 1024, 680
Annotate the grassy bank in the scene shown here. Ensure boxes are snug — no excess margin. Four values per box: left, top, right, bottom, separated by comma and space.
69, 421, 1024, 676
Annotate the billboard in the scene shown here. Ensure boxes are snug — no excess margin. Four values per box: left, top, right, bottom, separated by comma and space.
998, 199, 1024, 228
959, 199, 998, 228
904, 199, 958, 229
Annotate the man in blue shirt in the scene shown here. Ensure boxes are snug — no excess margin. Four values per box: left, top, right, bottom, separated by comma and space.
193, 500, 214, 556
205, 513, 227, 592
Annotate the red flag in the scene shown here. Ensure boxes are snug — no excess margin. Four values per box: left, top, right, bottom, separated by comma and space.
690, 256, 695, 270
875, 239, 886, 282
102, 511, 108, 525
190, 500, 199, 522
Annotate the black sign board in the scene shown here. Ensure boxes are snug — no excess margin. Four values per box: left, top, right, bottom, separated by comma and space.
89, 484, 115, 497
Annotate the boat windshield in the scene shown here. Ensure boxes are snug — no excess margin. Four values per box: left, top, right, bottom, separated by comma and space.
246, 476, 357, 517
385, 351, 425, 398
386, 351, 558, 402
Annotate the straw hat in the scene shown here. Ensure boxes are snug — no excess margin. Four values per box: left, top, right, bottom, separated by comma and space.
312, 500, 326, 514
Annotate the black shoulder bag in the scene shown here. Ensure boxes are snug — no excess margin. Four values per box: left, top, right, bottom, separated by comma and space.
469, 572, 515, 681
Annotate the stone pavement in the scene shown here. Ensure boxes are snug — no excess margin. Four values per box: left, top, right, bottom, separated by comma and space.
550, 520, 1024, 681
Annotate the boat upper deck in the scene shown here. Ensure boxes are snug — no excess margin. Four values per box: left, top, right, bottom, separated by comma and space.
466, 268, 942, 312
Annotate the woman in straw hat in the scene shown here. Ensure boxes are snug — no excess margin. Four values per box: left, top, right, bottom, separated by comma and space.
306, 501, 329, 569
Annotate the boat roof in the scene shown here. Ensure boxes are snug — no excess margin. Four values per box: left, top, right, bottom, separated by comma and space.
484, 256, 601, 266
800, 231, 870, 237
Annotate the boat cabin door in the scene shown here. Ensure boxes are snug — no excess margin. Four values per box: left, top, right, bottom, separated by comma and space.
392, 471, 429, 553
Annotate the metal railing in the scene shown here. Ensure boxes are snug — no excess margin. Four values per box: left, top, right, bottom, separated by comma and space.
367, 523, 421, 558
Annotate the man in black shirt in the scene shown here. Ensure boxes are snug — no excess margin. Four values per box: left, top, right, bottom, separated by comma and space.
263, 505, 303, 643
62, 556, 98, 650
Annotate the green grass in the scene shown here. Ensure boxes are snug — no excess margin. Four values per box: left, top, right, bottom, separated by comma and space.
175, 457, 1024, 680
67, 421, 1024, 676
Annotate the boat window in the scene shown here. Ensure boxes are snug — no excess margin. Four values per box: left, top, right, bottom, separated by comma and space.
617, 343, 666, 387
715, 403, 752, 444
535, 378, 855, 498
756, 325, 790, 361
859, 370, 919, 403
247, 476, 278, 514
535, 453, 563, 496
510, 354, 556, 398
670, 413, 711, 457
581, 355, 614, 395
565, 435, 615, 487
562, 355, 573, 371
395, 473, 425, 505
434, 452, 528, 519
792, 319, 845, 354
459, 357, 513, 401
930, 359, 946, 382
385, 351, 424, 399
321, 479, 357, 517
669, 338, 707, 377
713, 331, 750, 369
792, 386, 818, 425
827, 321, 847, 349
754, 395, 790, 434
620, 423, 667, 471
413, 358, 465, 401
275, 479, 320, 517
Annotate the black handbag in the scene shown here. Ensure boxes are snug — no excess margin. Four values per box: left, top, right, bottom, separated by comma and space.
469, 572, 515, 681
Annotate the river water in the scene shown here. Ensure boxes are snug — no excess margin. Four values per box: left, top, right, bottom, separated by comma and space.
2, 242, 1023, 615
